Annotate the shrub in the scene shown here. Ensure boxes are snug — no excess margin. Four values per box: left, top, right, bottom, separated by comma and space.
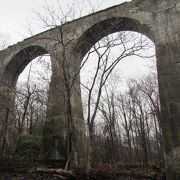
15, 135, 41, 160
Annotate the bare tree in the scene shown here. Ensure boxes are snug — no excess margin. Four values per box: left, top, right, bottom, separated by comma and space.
32, 3, 90, 170
99, 87, 118, 166
117, 92, 133, 163
12, 54, 50, 137
81, 31, 154, 166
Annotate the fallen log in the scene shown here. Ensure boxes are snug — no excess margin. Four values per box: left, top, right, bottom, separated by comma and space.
29, 167, 74, 179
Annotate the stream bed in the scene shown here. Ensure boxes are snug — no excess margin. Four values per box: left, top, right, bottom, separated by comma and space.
0, 172, 165, 180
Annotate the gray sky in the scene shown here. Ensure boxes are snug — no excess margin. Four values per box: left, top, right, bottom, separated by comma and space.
0, 0, 130, 44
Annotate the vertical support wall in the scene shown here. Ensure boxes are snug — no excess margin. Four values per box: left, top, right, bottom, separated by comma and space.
40, 53, 87, 168
157, 44, 180, 179
0, 81, 16, 157
40, 56, 68, 162
157, 43, 180, 180
155, 8, 180, 178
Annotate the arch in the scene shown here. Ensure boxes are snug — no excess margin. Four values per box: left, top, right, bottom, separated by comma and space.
3, 45, 49, 85
78, 16, 158, 171
75, 17, 154, 58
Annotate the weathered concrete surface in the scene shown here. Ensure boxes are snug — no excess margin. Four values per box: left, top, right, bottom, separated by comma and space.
0, 0, 179, 178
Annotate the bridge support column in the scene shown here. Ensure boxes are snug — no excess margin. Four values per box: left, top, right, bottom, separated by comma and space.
40, 54, 88, 169
0, 82, 16, 157
156, 42, 180, 179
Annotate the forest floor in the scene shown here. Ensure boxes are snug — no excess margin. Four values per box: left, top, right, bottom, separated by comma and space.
0, 159, 166, 180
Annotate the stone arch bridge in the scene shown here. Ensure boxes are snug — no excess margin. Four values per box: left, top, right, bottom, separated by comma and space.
0, 0, 180, 179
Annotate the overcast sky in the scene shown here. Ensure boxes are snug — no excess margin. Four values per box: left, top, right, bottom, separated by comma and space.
0, 0, 130, 44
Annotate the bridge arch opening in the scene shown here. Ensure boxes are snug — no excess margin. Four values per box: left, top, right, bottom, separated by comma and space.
16, 54, 51, 136
78, 17, 163, 166
3, 45, 49, 85
2, 45, 52, 137
76, 17, 154, 58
